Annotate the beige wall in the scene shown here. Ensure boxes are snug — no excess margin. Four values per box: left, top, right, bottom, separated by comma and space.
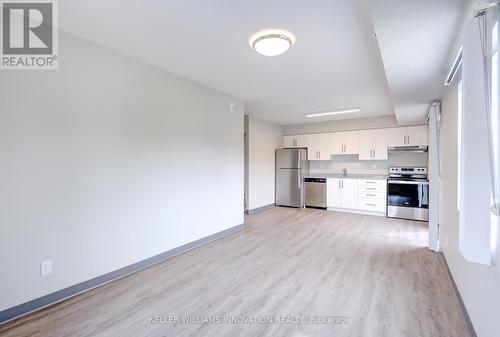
440, 75, 500, 337
0, 32, 244, 311
247, 115, 282, 210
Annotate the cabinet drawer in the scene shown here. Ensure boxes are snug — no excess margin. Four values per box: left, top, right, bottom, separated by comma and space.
358, 181, 386, 193
357, 198, 386, 212
358, 191, 385, 199
358, 179, 386, 188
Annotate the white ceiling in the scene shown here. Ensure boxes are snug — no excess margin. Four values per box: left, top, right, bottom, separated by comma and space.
59, 0, 467, 126
369, 0, 469, 124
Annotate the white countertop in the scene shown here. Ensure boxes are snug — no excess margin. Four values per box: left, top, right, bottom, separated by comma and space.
304, 173, 388, 180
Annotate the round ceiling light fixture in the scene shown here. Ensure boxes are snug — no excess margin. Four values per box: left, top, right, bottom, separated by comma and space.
250, 30, 295, 56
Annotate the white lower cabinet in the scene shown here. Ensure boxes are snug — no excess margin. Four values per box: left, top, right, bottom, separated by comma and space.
327, 178, 386, 215
327, 179, 357, 209
357, 179, 386, 213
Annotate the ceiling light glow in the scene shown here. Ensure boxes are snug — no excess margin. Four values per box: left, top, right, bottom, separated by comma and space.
250, 30, 295, 56
305, 108, 361, 118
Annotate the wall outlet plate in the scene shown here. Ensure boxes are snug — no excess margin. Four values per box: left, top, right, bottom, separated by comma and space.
40, 260, 52, 276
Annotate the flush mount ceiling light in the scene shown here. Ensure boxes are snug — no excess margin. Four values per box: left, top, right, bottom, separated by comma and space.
250, 29, 295, 56
305, 108, 361, 118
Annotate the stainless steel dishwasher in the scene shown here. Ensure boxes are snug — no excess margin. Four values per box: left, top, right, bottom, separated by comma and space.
304, 177, 327, 209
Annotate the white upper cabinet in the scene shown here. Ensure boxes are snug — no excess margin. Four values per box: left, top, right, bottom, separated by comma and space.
387, 128, 407, 147
387, 125, 428, 147
406, 125, 428, 146
308, 133, 332, 161
283, 134, 310, 148
332, 131, 359, 155
283, 125, 427, 161
359, 129, 388, 160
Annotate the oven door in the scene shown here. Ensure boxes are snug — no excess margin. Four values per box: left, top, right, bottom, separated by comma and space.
387, 180, 429, 221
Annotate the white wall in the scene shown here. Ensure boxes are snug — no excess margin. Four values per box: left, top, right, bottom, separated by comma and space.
0, 32, 244, 311
282, 115, 398, 135
247, 115, 282, 210
440, 75, 500, 337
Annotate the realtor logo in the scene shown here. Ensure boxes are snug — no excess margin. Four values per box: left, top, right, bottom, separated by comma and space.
1, 0, 58, 69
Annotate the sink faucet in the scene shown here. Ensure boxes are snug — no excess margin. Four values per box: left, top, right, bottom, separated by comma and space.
342, 168, 347, 176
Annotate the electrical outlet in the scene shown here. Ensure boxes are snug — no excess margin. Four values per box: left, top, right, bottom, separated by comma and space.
228, 102, 235, 112
40, 260, 52, 276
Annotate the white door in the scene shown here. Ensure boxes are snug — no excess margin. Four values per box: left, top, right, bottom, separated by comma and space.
308, 134, 321, 160
309, 134, 331, 160
283, 135, 301, 147
406, 125, 428, 146
372, 129, 388, 160
358, 130, 373, 160
344, 131, 360, 154
387, 127, 406, 147
327, 179, 342, 208
283, 136, 294, 147
331, 132, 345, 155
319, 134, 332, 160
341, 179, 357, 209
297, 134, 310, 148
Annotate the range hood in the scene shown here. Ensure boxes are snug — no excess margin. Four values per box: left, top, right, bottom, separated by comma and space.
388, 145, 428, 153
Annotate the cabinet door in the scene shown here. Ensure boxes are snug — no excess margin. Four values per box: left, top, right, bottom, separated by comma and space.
327, 179, 342, 208
341, 179, 357, 209
344, 131, 360, 154
387, 127, 406, 147
284, 135, 299, 147
308, 134, 321, 160
331, 132, 345, 155
319, 134, 332, 160
406, 125, 428, 146
372, 129, 388, 160
358, 130, 373, 160
308, 134, 331, 160
297, 134, 310, 148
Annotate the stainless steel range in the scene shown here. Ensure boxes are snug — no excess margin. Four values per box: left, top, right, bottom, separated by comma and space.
387, 167, 429, 221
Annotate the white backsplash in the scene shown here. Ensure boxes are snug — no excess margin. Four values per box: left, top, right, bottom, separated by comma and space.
309, 152, 428, 175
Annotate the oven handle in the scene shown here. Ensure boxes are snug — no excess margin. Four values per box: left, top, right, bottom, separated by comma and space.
388, 180, 429, 185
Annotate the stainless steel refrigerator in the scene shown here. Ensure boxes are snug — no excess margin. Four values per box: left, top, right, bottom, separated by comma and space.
275, 148, 309, 208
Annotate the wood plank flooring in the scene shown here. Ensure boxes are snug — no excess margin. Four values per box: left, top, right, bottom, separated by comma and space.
0, 207, 471, 337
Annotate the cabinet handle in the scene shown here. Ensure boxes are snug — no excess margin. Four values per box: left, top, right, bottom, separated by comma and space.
366, 194, 376, 197
366, 188, 376, 190
407, 135, 410, 144
341, 180, 343, 188
293, 139, 297, 146
366, 203, 376, 207
366, 181, 376, 184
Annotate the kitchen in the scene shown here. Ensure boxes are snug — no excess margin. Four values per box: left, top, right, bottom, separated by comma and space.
276, 124, 429, 221
3, 1, 499, 337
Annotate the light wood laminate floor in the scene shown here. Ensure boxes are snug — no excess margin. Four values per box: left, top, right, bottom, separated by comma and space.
0, 208, 471, 337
